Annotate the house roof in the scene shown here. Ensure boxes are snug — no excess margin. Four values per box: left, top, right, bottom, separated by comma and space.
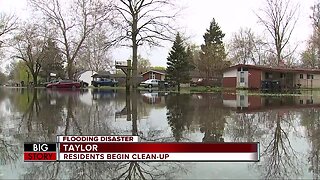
141, 70, 166, 75
225, 64, 320, 74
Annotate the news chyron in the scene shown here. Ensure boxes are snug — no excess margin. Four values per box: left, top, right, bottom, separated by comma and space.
23, 135, 260, 162
24, 143, 57, 161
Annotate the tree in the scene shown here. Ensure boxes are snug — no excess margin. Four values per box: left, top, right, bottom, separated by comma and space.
0, 13, 17, 47
137, 54, 151, 74
0, 71, 6, 85
300, 37, 318, 68
29, 0, 115, 79
77, 14, 115, 73
0, 13, 18, 65
185, 44, 202, 75
13, 24, 46, 86
199, 18, 228, 79
256, 0, 299, 66
302, 1, 320, 69
6, 61, 30, 84
151, 66, 166, 71
115, 0, 179, 89
228, 28, 268, 65
40, 38, 65, 81
166, 33, 192, 91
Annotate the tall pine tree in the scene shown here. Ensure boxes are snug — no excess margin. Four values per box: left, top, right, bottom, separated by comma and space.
166, 33, 193, 91
199, 18, 228, 79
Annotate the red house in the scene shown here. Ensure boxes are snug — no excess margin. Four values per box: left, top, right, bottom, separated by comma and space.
141, 70, 166, 81
223, 64, 320, 89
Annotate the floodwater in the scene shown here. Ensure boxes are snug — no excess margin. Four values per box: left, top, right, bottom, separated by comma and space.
0, 87, 319, 179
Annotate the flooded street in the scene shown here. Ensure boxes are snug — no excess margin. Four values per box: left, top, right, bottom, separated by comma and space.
0, 87, 319, 179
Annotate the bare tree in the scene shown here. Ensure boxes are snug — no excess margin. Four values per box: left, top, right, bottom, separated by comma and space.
29, 0, 115, 79
13, 23, 46, 86
301, 36, 318, 68
256, 0, 299, 66
228, 28, 269, 65
77, 23, 114, 72
115, 0, 180, 89
0, 13, 18, 47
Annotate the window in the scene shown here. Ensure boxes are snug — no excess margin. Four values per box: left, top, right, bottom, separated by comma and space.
300, 100, 303, 104
307, 74, 314, 79
265, 72, 272, 79
307, 99, 314, 104
300, 74, 303, 79
240, 72, 245, 83
280, 73, 285, 78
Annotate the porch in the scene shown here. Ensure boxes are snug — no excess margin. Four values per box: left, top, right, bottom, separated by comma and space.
261, 71, 299, 92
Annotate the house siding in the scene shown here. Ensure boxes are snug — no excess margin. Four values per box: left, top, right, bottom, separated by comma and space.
223, 77, 236, 88
295, 73, 320, 88
248, 69, 261, 89
223, 69, 237, 77
142, 72, 165, 81
223, 69, 237, 88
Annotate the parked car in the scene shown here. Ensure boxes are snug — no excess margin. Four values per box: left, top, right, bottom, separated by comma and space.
40, 80, 59, 87
140, 79, 169, 88
46, 80, 81, 89
140, 79, 159, 88
91, 78, 118, 87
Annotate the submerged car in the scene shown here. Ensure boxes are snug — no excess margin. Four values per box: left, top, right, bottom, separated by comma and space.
46, 80, 81, 89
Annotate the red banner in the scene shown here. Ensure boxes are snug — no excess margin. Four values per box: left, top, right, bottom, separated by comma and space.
24, 152, 56, 161
59, 143, 258, 153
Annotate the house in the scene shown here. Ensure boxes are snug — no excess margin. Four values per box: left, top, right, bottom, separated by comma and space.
223, 92, 320, 113
223, 64, 320, 89
78, 70, 97, 86
141, 70, 166, 81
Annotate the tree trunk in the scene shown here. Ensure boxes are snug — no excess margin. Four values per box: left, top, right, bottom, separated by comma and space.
131, 13, 138, 90
178, 83, 180, 92
131, 92, 138, 136
67, 62, 73, 80
32, 73, 38, 87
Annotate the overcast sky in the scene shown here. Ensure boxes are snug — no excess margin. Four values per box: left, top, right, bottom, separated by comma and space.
0, 0, 317, 68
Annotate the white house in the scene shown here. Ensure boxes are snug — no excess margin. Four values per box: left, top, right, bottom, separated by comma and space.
78, 70, 97, 86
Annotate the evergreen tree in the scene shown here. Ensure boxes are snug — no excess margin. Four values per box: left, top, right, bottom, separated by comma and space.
166, 33, 193, 91
199, 18, 228, 79
40, 39, 65, 81
186, 46, 195, 71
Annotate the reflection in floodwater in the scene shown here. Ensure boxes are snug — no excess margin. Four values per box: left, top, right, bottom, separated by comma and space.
302, 108, 320, 179
2, 89, 320, 178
